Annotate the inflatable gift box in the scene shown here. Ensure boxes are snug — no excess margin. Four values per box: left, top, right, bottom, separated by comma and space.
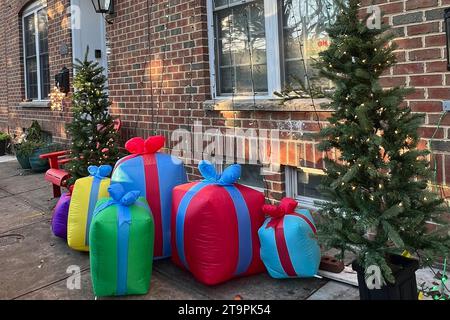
258, 198, 320, 279
112, 136, 187, 259
67, 165, 112, 252
52, 191, 71, 240
90, 184, 154, 297
171, 161, 266, 285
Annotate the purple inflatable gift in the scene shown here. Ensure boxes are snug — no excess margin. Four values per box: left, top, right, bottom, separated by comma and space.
52, 192, 71, 239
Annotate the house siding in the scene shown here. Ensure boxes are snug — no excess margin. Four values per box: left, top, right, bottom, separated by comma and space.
0, 0, 449, 201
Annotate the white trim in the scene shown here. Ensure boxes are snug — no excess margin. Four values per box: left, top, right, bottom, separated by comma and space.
242, 184, 265, 193
35, 8, 42, 101
22, 0, 46, 16
296, 195, 326, 210
206, 0, 217, 100
22, 1, 47, 101
264, 0, 281, 95
213, 0, 255, 11
285, 166, 327, 210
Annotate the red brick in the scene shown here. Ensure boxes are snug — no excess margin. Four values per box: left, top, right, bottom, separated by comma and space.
304, 143, 315, 168
407, 22, 440, 36
287, 142, 298, 167
409, 49, 442, 61
406, 0, 438, 10
394, 51, 406, 63
394, 37, 423, 50
314, 145, 325, 169
428, 113, 450, 126
392, 63, 424, 75
426, 61, 448, 73
425, 34, 447, 47
409, 101, 444, 112
380, 2, 404, 15
379, 76, 406, 87
418, 127, 444, 139
360, 0, 389, 6
428, 88, 450, 99
406, 88, 426, 99
279, 141, 287, 165
434, 153, 445, 185
409, 75, 443, 86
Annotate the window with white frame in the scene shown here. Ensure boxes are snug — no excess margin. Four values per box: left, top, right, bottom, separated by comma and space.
285, 166, 329, 209
208, 0, 338, 98
22, 1, 50, 101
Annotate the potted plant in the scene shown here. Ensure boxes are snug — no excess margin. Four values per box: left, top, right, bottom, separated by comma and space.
13, 120, 55, 171
15, 141, 44, 170
0, 131, 10, 156
315, 0, 450, 300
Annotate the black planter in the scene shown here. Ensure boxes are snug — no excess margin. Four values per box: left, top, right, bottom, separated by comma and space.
0, 140, 6, 156
352, 254, 419, 300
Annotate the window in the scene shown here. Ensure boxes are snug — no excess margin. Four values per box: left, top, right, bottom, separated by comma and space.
22, 2, 50, 101
207, 0, 338, 98
282, 0, 336, 89
215, 162, 265, 191
286, 166, 328, 209
214, 0, 268, 96
239, 164, 265, 190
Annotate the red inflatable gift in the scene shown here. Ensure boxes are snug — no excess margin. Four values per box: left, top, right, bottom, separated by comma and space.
171, 161, 266, 285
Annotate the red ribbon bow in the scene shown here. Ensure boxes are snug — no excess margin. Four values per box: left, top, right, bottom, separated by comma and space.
263, 198, 298, 229
125, 136, 165, 155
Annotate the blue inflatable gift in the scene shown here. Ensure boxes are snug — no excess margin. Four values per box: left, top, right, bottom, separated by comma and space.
112, 136, 187, 259
258, 198, 320, 279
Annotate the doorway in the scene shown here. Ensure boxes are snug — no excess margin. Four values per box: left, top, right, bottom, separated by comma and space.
70, 0, 108, 75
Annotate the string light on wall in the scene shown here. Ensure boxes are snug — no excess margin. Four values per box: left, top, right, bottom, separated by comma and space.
49, 86, 66, 111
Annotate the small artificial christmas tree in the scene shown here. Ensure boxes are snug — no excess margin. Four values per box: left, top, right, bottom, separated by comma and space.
66, 49, 121, 183
316, 0, 450, 283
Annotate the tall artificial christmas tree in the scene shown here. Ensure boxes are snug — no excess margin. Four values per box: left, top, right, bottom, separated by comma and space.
316, 0, 450, 283
66, 49, 121, 183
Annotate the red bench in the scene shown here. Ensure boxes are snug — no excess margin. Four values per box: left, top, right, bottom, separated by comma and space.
40, 151, 72, 198
40, 119, 122, 198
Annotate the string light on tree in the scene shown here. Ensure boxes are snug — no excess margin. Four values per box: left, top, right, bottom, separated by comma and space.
65, 48, 122, 184
315, 0, 450, 286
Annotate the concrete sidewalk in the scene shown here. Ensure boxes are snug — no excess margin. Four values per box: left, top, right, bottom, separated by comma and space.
0, 158, 359, 300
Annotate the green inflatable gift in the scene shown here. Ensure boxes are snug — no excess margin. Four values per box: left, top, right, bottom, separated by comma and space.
89, 183, 154, 297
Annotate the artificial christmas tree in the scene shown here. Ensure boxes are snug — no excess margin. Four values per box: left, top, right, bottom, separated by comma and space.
315, 0, 450, 297
66, 49, 121, 182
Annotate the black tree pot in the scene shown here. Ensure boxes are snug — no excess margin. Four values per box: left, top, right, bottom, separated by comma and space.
0, 140, 6, 156
352, 254, 419, 300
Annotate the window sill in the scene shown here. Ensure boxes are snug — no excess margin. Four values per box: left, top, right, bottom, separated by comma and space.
203, 97, 331, 112
19, 101, 50, 108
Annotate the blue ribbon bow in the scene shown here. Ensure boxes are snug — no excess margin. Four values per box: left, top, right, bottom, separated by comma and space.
85, 165, 113, 247
93, 184, 143, 224
198, 160, 241, 186
88, 165, 113, 179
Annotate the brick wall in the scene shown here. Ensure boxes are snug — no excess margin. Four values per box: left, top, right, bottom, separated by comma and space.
0, 0, 73, 143
360, 0, 450, 195
105, 0, 450, 201
0, 0, 449, 203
